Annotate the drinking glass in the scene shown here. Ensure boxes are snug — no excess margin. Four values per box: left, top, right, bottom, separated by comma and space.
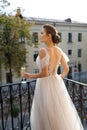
21, 67, 26, 83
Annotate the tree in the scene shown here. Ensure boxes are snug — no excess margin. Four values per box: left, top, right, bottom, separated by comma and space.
0, 0, 10, 15
0, 15, 33, 83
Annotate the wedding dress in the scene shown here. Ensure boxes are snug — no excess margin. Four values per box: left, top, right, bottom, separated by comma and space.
30, 47, 84, 130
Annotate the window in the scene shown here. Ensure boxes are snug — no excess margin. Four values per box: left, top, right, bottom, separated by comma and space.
68, 49, 72, 55
78, 63, 82, 72
68, 33, 72, 43
78, 49, 82, 57
32, 32, 38, 43
33, 51, 38, 61
34, 69, 39, 73
78, 33, 82, 42
6, 72, 12, 83
67, 66, 72, 79
58, 33, 62, 42
19, 37, 25, 43
74, 64, 78, 72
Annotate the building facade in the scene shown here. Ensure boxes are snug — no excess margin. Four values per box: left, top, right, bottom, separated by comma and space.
0, 18, 87, 84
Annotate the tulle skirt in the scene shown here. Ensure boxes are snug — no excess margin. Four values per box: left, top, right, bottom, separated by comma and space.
30, 74, 84, 130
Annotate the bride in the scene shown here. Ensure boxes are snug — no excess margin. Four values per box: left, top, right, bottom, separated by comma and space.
21, 24, 84, 130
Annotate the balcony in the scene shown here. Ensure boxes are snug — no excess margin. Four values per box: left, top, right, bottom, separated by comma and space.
0, 78, 87, 130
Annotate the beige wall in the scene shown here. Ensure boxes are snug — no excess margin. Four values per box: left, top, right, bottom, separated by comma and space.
27, 21, 87, 73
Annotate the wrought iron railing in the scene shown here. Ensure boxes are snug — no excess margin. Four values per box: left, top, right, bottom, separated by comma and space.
64, 78, 87, 124
0, 78, 87, 130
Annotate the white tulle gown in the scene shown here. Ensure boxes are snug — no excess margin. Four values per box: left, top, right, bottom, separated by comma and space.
30, 47, 84, 130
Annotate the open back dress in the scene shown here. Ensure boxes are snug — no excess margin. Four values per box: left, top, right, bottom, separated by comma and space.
30, 47, 84, 130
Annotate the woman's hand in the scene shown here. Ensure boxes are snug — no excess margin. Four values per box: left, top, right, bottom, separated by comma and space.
21, 70, 31, 79
21, 67, 26, 78
60, 74, 64, 79
21, 71, 25, 78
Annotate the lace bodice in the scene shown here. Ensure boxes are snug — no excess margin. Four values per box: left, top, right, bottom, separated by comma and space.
36, 47, 69, 76
36, 51, 50, 71
36, 50, 59, 75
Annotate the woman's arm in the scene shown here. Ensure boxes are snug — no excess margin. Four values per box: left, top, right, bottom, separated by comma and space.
21, 66, 48, 79
21, 49, 49, 79
60, 55, 69, 78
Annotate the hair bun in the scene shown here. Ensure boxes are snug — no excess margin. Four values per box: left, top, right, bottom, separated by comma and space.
52, 34, 60, 44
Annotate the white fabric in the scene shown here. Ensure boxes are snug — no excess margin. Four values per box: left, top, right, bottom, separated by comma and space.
58, 47, 69, 63
30, 48, 84, 130
36, 49, 50, 70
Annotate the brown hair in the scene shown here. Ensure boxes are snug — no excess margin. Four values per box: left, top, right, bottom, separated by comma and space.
43, 24, 60, 44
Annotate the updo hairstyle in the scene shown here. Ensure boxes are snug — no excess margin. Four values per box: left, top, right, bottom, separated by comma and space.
43, 24, 60, 44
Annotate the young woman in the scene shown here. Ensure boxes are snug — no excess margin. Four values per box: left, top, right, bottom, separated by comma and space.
21, 24, 84, 130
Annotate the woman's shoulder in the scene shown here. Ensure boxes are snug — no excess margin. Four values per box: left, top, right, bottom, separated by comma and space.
39, 47, 46, 52
39, 47, 47, 59
55, 46, 69, 62
55, 46, 62, 52
54, 46, 63, 55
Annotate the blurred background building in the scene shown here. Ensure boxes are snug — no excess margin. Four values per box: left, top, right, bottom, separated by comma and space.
0, 17, 87, 83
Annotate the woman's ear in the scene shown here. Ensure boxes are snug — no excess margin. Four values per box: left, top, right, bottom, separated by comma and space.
48, 34, 51, 39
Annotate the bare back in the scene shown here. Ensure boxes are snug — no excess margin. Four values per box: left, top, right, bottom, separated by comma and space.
37, 46, 69, 77
46, 46, 61, 75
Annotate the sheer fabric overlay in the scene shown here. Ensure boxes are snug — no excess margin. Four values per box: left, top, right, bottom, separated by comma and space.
30, 47, 84, 130
36, 49, 50, 70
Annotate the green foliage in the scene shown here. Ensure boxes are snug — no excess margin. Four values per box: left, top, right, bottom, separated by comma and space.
0, 15, 33, 79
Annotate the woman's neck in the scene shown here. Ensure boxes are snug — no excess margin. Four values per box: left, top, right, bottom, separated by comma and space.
46, 41, 55, 48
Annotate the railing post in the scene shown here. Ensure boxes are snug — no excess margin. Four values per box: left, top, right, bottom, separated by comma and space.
27, 82, 31, 129
0, 87, 4, 130
79, 85, 83, 123
72, 82, 75, 102
9, 84, 14, 130
19, 83, 23, 130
